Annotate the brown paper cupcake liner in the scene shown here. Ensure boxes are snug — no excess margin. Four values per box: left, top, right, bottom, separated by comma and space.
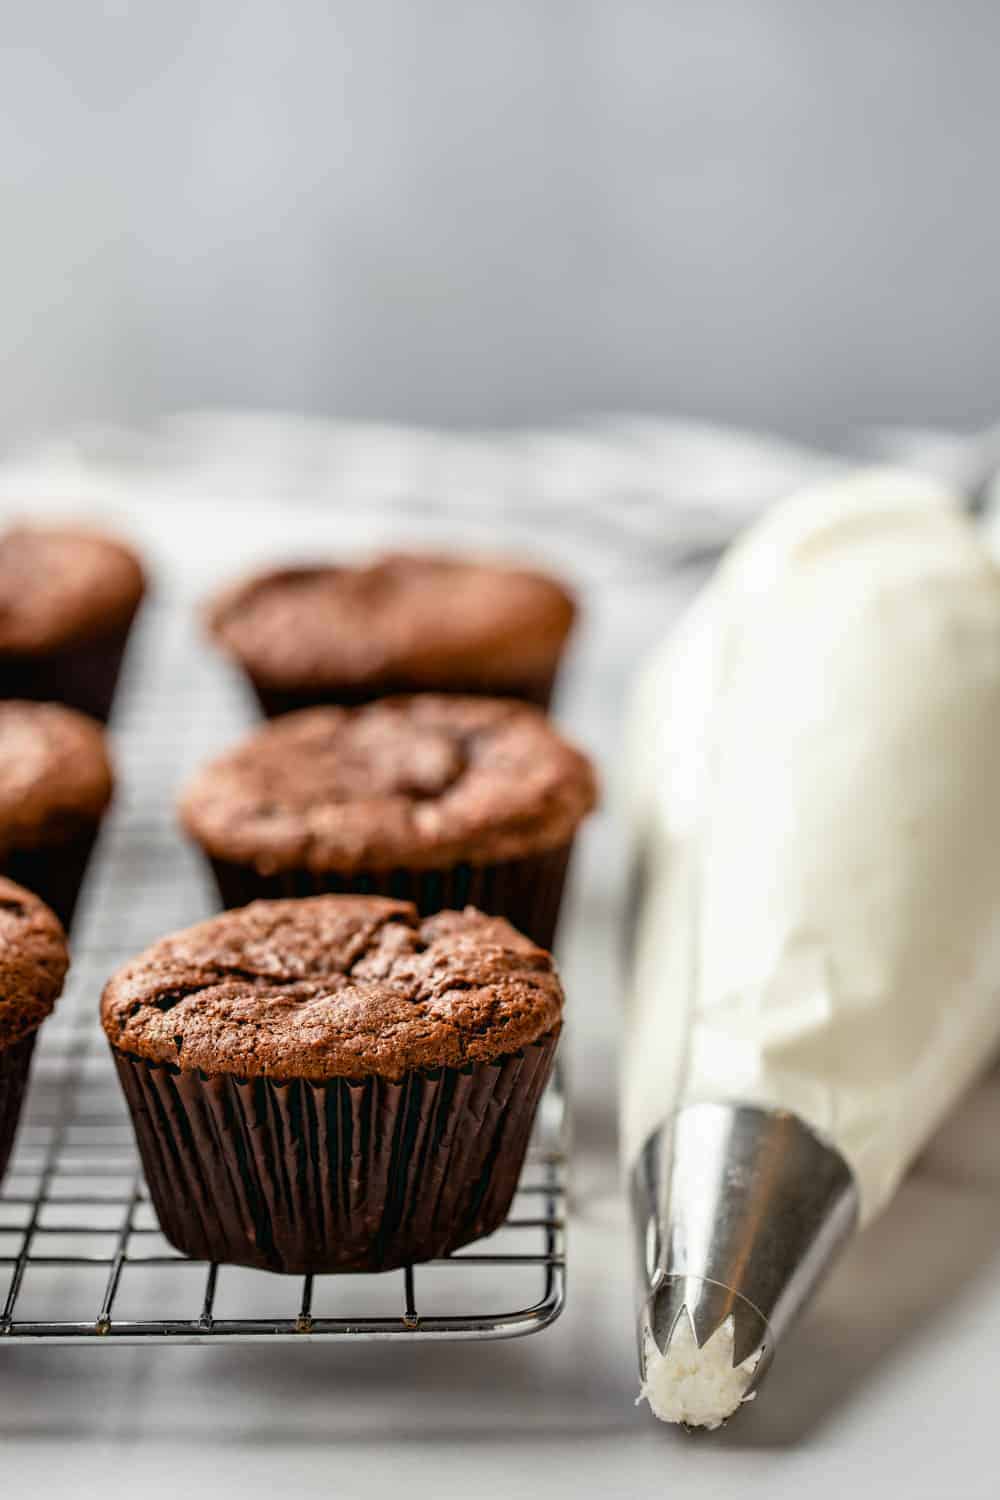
111, 1028, 559, 1274
0, 1031, 37, 1184
0, 612, 140, 724
249, 669, 559, 720
4, 823, 102, 933
208, 843, 572, 952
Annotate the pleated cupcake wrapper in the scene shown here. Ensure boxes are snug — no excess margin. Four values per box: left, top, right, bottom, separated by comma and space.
3, 823, 102, 933
0, 611, 140, 724
250, 670, 559, 720
209, 842, 572, 952
0, 1030, 38, 1184
111, 1028, 559, 1274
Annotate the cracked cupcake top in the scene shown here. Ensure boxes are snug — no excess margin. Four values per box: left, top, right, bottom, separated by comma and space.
0, 701, 113, 852
0, 877, 69, 1047
205, 552, 576, 693
101, 896, 563, 1079
179, 696, 597, 874
0, 524, 145, 654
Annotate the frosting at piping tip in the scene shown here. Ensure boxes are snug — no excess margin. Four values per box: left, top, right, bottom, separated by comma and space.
638, 1313, 761, 1430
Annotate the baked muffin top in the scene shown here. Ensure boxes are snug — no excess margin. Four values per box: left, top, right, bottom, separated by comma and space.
101, 896, 563, 1080
0, 524, 145, 654
0, 701, 114, 852
0, 877, 69, 1047
179, 695, 597, 874
205, 552, 576, 693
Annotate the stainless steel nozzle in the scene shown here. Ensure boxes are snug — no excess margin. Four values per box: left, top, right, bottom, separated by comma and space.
631, 1101, 859, 1426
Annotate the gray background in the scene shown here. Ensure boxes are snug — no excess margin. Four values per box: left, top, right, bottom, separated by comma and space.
3, 0, 1000, 452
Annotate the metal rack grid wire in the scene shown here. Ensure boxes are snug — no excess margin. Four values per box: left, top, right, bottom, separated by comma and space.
0, 593, 567, 1344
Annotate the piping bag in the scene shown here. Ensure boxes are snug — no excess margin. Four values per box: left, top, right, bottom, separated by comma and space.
623, 470, 1000, 1429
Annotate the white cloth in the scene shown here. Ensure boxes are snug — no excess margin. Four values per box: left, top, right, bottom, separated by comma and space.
5, 410, 1000, 587
0, 412, 844, 581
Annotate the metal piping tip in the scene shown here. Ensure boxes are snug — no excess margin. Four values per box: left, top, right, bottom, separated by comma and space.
637, 1282, 768, 1430
630, 1101, 859, 1429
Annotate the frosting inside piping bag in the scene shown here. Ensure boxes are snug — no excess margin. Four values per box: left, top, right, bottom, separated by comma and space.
623, 469, 1000, 1225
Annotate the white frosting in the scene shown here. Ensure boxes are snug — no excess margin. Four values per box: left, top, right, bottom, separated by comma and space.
623, 469, 1000, 1224
638, 1316, 760, 1429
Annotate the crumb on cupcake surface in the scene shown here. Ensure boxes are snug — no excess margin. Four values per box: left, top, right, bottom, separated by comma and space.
205, 553, 576, 694
179, 695, 597, 875
0, 700, 113, 853
0, 876, 69, 1048
0, 524, 145, 654
101, 895, 564, 1080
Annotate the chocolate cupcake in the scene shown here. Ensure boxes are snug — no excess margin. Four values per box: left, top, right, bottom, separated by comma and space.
0, 878, 69, 1183
0, 523, 146, 722
205, 552, 576, 715
0, 701, 114, 929
179, 695, 597, 950
102, 896, 563, 1273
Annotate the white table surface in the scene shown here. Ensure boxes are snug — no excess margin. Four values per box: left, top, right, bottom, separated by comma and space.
1, 422, 998, 1498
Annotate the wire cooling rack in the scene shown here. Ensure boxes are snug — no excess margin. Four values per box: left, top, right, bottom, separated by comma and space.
0, 595, 567, 1344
